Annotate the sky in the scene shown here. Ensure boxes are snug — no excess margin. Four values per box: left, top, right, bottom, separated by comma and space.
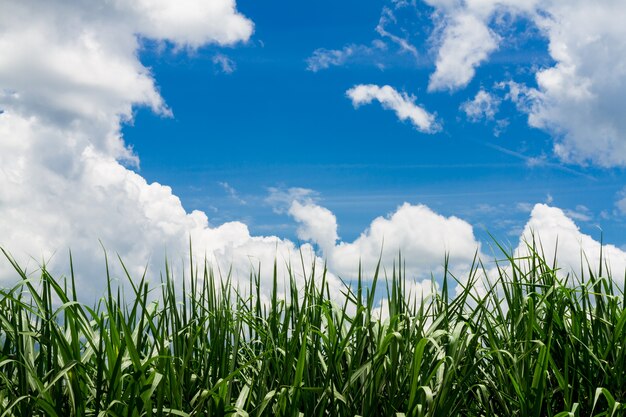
1, 0, 626, 299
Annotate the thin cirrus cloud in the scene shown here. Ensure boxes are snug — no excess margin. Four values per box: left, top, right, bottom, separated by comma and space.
305, 3, 422, 73
346, 84, 440, 133
376, 6, 420, 60
212, 53, 237, 74
306, 47, 354, 72
306, 41, 387, 72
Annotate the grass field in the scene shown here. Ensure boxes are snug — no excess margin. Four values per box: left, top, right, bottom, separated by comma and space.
0, 243, 625, 416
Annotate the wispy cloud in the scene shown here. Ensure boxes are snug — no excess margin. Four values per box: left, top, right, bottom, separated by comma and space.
306, 42, 387, 72
306, 48, 350, 72
615, 189, 626, 215
564, 205, 593, 223
376, 6, 420, 60
218, 182, 246, 205
461, 89, 500, 121
212, 54, 236, 74
265, 187, 318, 214
306, 2, 425, 73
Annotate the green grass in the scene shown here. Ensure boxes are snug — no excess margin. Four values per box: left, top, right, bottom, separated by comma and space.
0, 242, 625, 416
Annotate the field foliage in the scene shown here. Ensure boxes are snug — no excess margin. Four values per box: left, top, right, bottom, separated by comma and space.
0, 243, 625, 416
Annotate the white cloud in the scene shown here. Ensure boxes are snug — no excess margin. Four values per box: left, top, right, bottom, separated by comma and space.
521, 2, 626, 167
0, 109, 339, 300
0, 1, 252, 131
346, 84, 440, 133
428, 12, 500, 91
0, 0, 347, 301
516, 204, 626, 284
423, 0, 626, 166
456, 203, 626, 303
266, 187, 339, 257
3, 0, 625, 309
289, 201, 339, 257
461, 89, 500, 121
525, 154, 548, 168
278, 196, 624, 308
122, 0, 254, 47
329, 203, 481, 280
278, 197, 624, 308
284, 201, 482, 281
212, 54, 236, 74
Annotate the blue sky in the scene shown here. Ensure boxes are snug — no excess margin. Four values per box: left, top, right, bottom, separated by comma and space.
123, 0, 625, 247
2, 0, 626, 297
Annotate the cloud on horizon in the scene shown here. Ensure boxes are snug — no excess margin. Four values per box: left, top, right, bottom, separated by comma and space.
1, 0, 625, 306
0, 0, 334, 299
282, 195, 626, 287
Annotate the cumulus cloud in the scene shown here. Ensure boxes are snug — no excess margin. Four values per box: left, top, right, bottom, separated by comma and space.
461, 89, 500, 121
3, 0, 625, 310
0, 0, 343, 301
0, 1, 252, 132
428, 13, 500, 91
123, 0, 254, 47
423, 0, 626, 166
346, 84, 440, 133
423, 0, 538, 91
281, 196, 484, 318
265, 187, 339, 257
276, 196, 626, 308
519, 2, 626, 167
282, 200, 482, 281
289, 201, 339, 257
516, 204, 626, 284
329, 203, 481, 279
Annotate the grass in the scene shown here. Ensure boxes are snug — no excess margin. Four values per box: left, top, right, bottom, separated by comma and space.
0, 242, 625, 416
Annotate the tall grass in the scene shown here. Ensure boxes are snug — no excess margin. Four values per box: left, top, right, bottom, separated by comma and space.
0, 243, 625, 416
